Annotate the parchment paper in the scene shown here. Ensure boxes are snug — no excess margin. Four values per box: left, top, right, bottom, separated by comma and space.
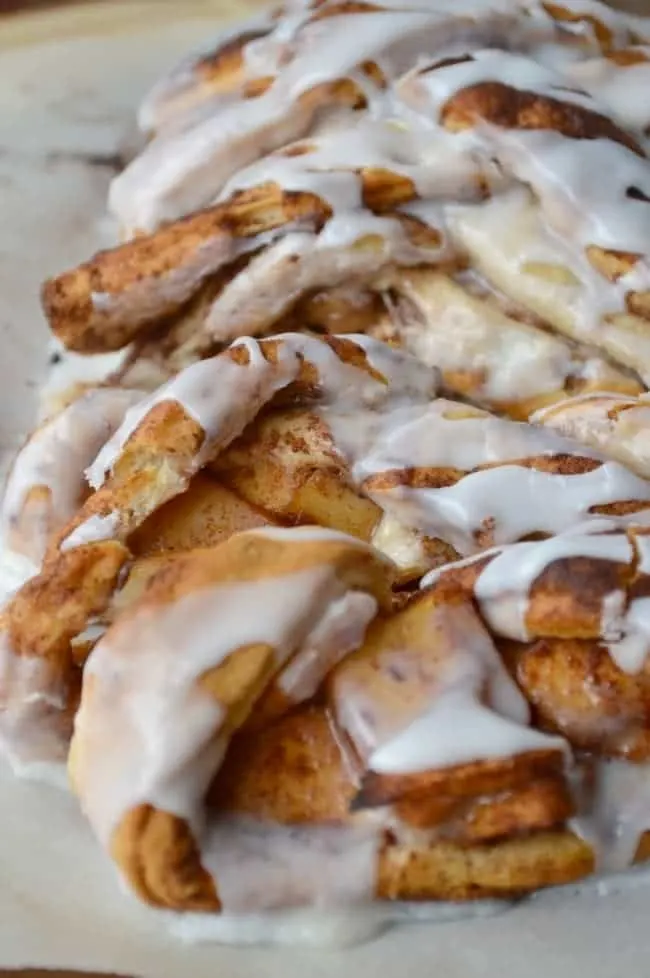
2, 4, 650, 975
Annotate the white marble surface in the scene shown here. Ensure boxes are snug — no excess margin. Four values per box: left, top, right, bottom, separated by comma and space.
0, 6, 241, 468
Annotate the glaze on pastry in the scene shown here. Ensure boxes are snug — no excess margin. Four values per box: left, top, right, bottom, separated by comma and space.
3, 0, 650, 945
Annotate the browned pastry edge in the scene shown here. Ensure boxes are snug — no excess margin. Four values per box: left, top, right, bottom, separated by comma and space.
353, 751, 566, 811
41, 185, 333, 353
440, 78, 645, 157
431, 535, 638, 642
502, 637, 650, 760
362, 453, 650, 552
103, 707, 601, 911
607, 48, 650, 66
541, 2, 617, 52
40, 166, 429, 355
194, 29, 270, 87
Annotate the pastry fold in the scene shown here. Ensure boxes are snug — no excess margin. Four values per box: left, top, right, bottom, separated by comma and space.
377, 268, 642, 419
427, 525, 650, 757
69, 544, 592, 911
533, 391, 650, 479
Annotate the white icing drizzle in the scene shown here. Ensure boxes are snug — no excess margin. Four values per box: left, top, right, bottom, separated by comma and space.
322, 397, 650, 556
387, 270, 632, 406
73, 531, 381, 851
86, 337, 300, 490
397, 48, 650, 262
571, 758, 650, 873
167, 894, 506, 948
202, 818, 380, 912
327, 586, 566, 800
368, 462, 650, 556
275, 591, 378, 703
369, 687, 562, 774
367, 637, 565, 775
1, 388, 142, 564
113, 0, 643, 236
421, 526, 634, 643
0, 549, 38, 607
564, 48, 650, 135
112, 1, 538, 233
86, 333, 436, 493
59, 513, 121, 552
0, 631, 69, 777
603, 598, 650, 676
533, 392, 650, 480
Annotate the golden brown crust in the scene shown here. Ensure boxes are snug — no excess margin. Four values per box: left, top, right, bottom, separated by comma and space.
42, 186, 332, 353
355, 751, 565, 812
213, 408, 382, 543
503, 637, 650, 760
376, 830, 595, 901
109, 706, 591, 910
194, 30, 268, 89
441, 80, 645, 157
395, 776, 574, 844
3, 542, 128, 663
606, 49, 650, 67
215, 707, 356, 822
111, 804, 220, 911
433, 539, 636, 642
119, 531, 393, 612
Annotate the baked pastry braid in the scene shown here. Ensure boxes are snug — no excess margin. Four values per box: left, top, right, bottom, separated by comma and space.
5, 0, 650, 942
6, 330, 650, 737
